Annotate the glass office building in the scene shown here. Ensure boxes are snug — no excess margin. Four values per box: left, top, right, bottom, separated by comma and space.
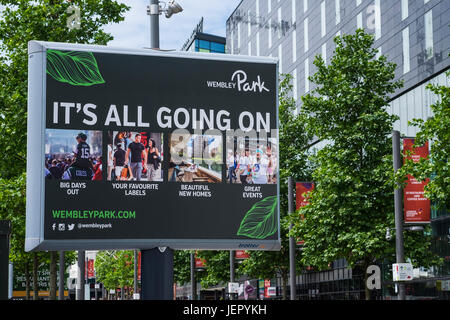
227, 0, 449, 300
183, 32, 226, 54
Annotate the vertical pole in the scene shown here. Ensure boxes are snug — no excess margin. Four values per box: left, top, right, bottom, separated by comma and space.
141, 1, 174, 300
149, 0, 160, 49
0, 221, 11, 301
58, 251, 65, 300
392, 130, 406, 300
190, 252, 196, 300
76, 251, 85, 300
134, 250, 138, 299
141, 247, 174, 300
288, 177, 296, 300
230, 250, 235, 300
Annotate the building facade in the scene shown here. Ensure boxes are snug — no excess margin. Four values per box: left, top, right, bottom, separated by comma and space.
227, 0, 450, 300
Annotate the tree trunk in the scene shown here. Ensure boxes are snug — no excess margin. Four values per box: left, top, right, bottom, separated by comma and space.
25, 262, 30, 300
49, 251, 57, 300
33, 253, 38, 300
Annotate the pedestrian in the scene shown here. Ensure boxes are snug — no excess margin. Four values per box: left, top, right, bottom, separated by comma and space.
124, 133, 147, 181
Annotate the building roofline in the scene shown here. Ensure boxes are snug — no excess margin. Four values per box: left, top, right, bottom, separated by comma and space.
226, 0, 244, 24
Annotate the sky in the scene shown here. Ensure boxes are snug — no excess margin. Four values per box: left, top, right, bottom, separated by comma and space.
103, 0, 242, 50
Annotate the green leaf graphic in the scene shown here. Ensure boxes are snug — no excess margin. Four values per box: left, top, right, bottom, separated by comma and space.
237, 196, 278, 239
46, 49, 105, 86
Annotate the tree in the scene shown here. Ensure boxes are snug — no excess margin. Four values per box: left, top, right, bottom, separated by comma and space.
0, 0, 129, 299
95, 250, 135, 299
289, 29, 442, 300
239, 74, 314, 300
400, 67, 449, 210
0, 0, 130, 178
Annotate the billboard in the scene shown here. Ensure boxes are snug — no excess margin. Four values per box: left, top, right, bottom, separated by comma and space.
26, 41, 280, 251
403, 139, 430, 224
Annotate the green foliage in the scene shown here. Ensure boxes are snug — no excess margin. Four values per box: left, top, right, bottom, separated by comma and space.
289, 29, 441, 272
400, 70, 450, 209
196, 250, 243, 289
0, 0, 129, 290
0, 0, 129, 178
238, 74, 313, 299
95, 250, 135, 291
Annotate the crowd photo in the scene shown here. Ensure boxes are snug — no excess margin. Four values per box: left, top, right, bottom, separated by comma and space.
107, 131, 163, 182
44, 129, 103, 180
226, 136, 278, 185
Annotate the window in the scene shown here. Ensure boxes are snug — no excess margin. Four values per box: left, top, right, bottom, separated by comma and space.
374, 0, 381, 40
322, 42, 327, 64
268, 0, 271, 14
304, 18, 309, 52
278, 7, 282, 38
230, 31, 234, 53
424, 10, 433, 60
293, 68, 298, 101
402, 27, 410, 73
335, 0, 341, 25
269, 18, 272, 48
356, 0, 361, 6
278, 44, 283, 74
401, 0, 408, 21
357, 12, 363, 29
424, 0, 430, 3
304, 0, 308, 13
198, 40, 210, 50
293, 30, 297, 62
256, 32, 260, 56
248, 10, 252, 36
248, 42, 252, 56
321, 1, 326, 38
237, 23, 241, 49
376, 46, 382, 59
211, 42, 225, 53
292, 0, 296, 23
305, 58, 310, 92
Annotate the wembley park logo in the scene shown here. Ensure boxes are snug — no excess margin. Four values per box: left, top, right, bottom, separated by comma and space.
206, 70, 270, 93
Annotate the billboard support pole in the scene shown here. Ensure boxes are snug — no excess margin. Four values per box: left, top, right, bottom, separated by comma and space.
190, 252, 196, 300
76, 251, 85, 300
141, 247, 174, 300
58, 251, 65, 300
288, 177, 296, 300
230, 250, 235, 300
393, 130, 406, 300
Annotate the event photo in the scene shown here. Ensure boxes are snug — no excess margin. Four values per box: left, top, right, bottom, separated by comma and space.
44, 129, 103, 181
107, 131, 163, 182
168, 133, 222, 183
226, 135, 278, 185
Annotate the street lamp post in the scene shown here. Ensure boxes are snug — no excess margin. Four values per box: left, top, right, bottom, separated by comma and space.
392, 130, 406, 300
140, 0, 183, 301
288, 177, 296, 300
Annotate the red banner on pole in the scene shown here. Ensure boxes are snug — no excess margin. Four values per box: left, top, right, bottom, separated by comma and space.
87, 259, 95, 279
403, 139, 430, 223
235, 250, 250, 260
195, 252, 206, 269
138, 251, 141, 281
296, 182, 314, 210
295, 182, 314, 245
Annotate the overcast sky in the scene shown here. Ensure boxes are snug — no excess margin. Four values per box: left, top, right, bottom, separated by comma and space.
103, 0, 242, 50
